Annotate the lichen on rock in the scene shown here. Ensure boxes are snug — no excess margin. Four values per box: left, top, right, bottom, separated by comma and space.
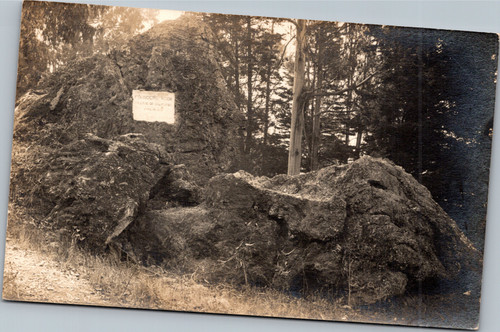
121, 156, 480, 304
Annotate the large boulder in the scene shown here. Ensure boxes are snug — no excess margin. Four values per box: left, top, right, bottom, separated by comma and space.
11, 132, 204, 253
121, 156, 481, 304
15, 133, 170, 250
13, 14, 242, 186
9, 15, 241, 247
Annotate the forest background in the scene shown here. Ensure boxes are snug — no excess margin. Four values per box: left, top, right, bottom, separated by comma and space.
1, 1, 500, 332
17, 0, 496, 246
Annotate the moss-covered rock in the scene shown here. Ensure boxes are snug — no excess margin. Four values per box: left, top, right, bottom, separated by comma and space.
13, 14, 242, 186
123, 156, 480, 305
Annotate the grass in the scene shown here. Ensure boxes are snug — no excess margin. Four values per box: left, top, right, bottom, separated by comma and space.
2, 207, 480, 329
2, 209, 361, 322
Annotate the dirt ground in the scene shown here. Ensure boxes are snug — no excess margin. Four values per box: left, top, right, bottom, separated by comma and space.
1, 233, 481, 330
2, 237, 111, 306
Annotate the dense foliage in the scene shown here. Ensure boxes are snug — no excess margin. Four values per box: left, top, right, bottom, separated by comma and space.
201, 15, 497, 247
17, 1, 158, 98
16, 4, 498, 246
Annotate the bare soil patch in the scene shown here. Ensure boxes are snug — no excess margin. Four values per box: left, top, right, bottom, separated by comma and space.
3, 237, 111, 306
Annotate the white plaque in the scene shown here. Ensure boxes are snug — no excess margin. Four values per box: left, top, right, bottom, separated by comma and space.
132, 90, 175, 123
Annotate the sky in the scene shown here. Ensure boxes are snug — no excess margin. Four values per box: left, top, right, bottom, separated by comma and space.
157, 9, 183, 22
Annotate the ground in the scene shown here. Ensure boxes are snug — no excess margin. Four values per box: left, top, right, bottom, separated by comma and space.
3, 237, 110, 306
2, 222, 363, 321
2, 222, 481, 330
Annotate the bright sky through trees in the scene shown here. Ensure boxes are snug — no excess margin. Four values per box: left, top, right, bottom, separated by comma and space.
157, 9, 183, 22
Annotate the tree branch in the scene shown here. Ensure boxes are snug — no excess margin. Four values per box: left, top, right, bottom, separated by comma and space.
281, 18, 299, 28
310, 72, 376, 99
274, 35, 295, 70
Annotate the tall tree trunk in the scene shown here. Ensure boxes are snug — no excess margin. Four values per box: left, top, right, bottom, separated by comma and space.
245, 17, 254, 154
263, 23, 274, 146
345, 24, 353, 147
345, 76, 352, 146
234, 39, 241, 111
287, 19, 307, 176
233, 37, 246, 158
310, 91, 322, 170
263, 73, 272, 146
355, 126, 363, 157
304, 51, 315, 164
310, 31, 323, 171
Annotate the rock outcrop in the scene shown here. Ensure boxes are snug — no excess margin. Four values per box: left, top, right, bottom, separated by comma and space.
13, 14, 241, 186
120, 156, 481, 304
19, 134, 169, 250
10, 15, 242, 248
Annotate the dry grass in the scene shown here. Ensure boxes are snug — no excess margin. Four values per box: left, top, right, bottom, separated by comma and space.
2, 270, 21, 300
3, 208, 480, 329
3, 210, 360, 322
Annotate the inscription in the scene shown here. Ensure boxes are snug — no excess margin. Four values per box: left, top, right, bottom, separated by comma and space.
132, 90, 175, 123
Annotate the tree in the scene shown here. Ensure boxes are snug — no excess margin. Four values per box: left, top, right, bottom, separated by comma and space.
17, 1, 102, 97
202, 14, 245, 111
91, 6, 158, 53
17, 1, 157, 98
287, 19, 307, 175
363, 25, 463, 202
244, 17, 255, 155
306, 20, 345, 170
285, 20, 378, 175
204, 14, 289, 174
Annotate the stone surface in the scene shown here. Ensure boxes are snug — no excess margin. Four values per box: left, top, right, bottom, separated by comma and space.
25, 134, 169, 250
13, 15, 242, 186
9, 15, 241, 249
120, 156, 481, 304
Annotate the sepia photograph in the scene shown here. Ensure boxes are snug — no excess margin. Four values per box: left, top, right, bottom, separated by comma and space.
1, 0, 499, 330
